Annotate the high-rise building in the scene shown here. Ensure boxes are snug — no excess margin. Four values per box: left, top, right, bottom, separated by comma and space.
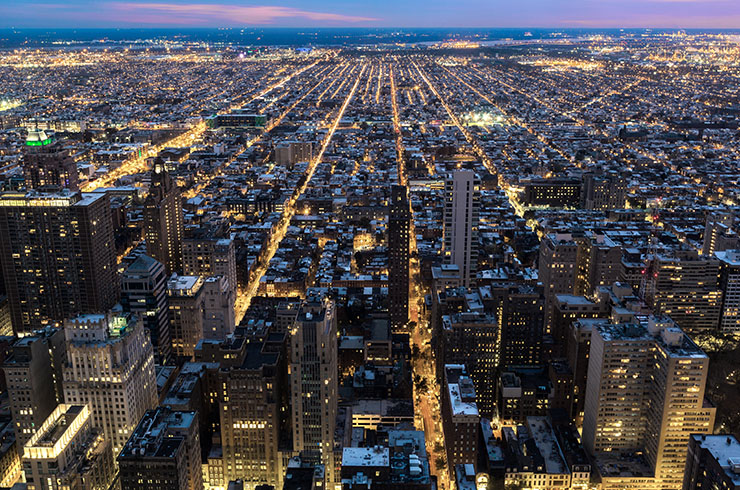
183, 237, 238, 297
538, 233, 578, 304
118, 407, 202, 490
62, 312, 158, 456
196, 330, 287, 488
643, 250, 723, 331
23, 129, 79, 192
441, 365, 480, 472
443, 171, 480, 287
702, 211, 735, 257
574, 232, 623, 297
21, 404, 115, 490
549, 294, 607, 359
144, 160, 184, 275
121, 254, 172, 362
3, 329, 66, 452
290, 293, 338, 485
167, 275, 205, 359
202, 275, 235, 340
583, 171, 626, 211
582, 319, 716, 490
0, 191, 118, 334
494, 283, 545, 368
388, 185, 411, 329
717, 250, 740, 332
275, 141, 312, 168
441, 312, 498, 416
683, 434, 740, 490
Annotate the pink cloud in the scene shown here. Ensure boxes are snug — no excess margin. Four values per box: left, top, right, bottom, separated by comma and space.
109, 2, 379, 25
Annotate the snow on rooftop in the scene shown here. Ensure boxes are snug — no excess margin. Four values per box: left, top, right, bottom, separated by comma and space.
342, 446, 390, 467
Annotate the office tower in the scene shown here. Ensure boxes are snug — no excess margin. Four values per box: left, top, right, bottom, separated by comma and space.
202, 275, 235, 340
574, 232, 623, 297
683, 434, 740, 490
703, 211, 735, 257
121, 254, 172, 362
582, 320, 715, 490
583, 171, 626, 211
538, 233, 578, 303
441, 365, 480, 471
443, 171, 480, 287
643, 250, 723, 331
183, 236, 238, 297
275, 141, 312, 168
717, 250, 740, 332
290, 294, 338, 483
167, 275, 205, 359
118, 407, 202, 490
21, 404, 115, 490
0, 191, 118, 334
549, 294, 606, 358
144, 160, 184, 275
388, 185, 411, 329
62, 312, 158, 456
23, 129, 79, 192
441, 312, 498, 416
3, 329, 66, 451
196, 330, 286, 488
495, 284, 545, 368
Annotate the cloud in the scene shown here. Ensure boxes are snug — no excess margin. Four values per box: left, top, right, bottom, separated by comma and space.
108, 2, 379, 25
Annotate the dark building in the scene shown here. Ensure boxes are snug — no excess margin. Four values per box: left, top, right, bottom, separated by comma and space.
121, 254, 172, 363
683, 434, 740, 490
0, 191, 118, 334
144, 160, 184, 275
388, 185, 411, 329
549, 294, 606, 359
498, 367, 551, 425
23, 129, 79, 192
493, 284, 545, 368
3, 328, 66, 452
521, 178, 582, 209
118, 407, 202, 490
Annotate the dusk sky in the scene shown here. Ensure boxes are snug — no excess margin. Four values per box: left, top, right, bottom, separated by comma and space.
3, 0, 740, 29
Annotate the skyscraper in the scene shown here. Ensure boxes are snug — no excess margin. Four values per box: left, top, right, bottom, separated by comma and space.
121, 254, 172, 362
0, 191, 118, 334
290, 293, 338, 485
582, 319, 715, 490
21, 404, 115, 490
702, 211, 735, 257
23, 129, 79, 192
716, 250, 740, 332
3, 329, 66, 452
388, 184, 411, 329
118, 407, 202, 490
167, 275, 205, 359
196, 330, 286, 488
443, 171, 480, 287
202, 275, 235, 340
62, 312, 158, 456
183, 236, 238, 297
144, 160, 184, 275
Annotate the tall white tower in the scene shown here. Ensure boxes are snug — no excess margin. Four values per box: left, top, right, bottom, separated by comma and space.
443, 170, 480, 287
